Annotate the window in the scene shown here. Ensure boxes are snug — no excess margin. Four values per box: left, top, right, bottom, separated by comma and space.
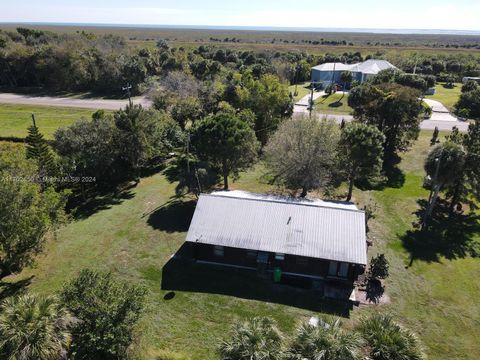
275, 253, 285, 261
339, 263, 349, 278
328, 261, 349, 278
246, 250, 257, 259
328, 261, 338, 276
213, 245, 224, 257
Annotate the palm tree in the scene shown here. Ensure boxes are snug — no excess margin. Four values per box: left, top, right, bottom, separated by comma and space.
359, 314, 425, 360
285, 318, 362, 360
340, 71, 353, 101
219, 317, 283, 360
0, 294, 76, 360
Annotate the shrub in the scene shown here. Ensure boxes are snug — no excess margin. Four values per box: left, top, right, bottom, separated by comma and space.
61, 269, 146, 360
359, 314, 425, 360
368, 253, 389, 280
219, 317, 283, 360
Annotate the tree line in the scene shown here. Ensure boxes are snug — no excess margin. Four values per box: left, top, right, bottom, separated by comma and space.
1, 27, 479, 97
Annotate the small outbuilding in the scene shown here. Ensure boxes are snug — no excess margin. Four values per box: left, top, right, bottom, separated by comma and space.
462, 76, 480, 84
184, 191, 368, 287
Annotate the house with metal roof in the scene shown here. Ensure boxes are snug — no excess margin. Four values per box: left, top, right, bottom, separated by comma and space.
184, 191, 368, 288
311, 59, 397, 88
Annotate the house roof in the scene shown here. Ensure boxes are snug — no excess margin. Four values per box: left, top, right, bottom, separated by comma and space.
312, 59, 396, 75
354, 59, 397, 74
185, 191, 367, 265
312, 62, 355, 72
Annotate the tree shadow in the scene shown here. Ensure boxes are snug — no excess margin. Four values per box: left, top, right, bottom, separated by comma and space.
147, 198, 196, 233
365, 279, 385, 304
70, 188, 135, 220
0, 276, 34, 302
160, 244, 353, 317
383, 166, 406, 188
328, 101, 343, 108
402, 199, 480, 263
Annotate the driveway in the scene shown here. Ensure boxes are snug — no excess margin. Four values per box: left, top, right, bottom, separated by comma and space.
0, 93, 152, 110
423, 98, 459, 122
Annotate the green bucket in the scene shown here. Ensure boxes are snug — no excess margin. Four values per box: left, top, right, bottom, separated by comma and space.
273, 267, 282, 283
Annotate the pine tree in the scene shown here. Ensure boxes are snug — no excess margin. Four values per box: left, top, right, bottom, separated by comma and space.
25, 114, 56, 181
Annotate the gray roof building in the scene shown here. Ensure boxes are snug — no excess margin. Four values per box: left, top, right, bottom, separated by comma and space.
186, 191, 367, 265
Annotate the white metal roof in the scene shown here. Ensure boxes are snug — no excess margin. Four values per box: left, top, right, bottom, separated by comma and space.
312, 59, 396, 75
355, 59, 397, 74
312, 62, 356, 72
186, 191, 367, 265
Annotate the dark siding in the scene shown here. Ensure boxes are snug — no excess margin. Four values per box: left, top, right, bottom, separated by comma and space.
191, 243, 362, 282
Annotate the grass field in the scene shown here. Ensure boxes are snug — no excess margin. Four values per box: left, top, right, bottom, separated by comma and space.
0, 104, 99, 139
3, 130, 480, 359
2, 24, 480, 56
288, 82, 311, 102
425, 82, 462, 111
314, 92, 352, 114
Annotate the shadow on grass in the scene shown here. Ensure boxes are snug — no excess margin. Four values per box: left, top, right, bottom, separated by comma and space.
328, 101, 343, 108
0, 276, 34, 302
383, 166, 406, 188
0, 86, 131, 99
402, 199, 480, 263
161, 245, 352, 317
147, 198, 196, 233
71, 188, 135, 220
365, 279, 385, 304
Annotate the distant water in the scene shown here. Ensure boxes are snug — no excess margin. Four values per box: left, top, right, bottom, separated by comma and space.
2, 22, 480, 36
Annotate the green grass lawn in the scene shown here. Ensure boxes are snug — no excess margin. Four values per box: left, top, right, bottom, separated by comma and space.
0, 104, 98, 139
4, 131, 480, 359
425, 82, 462, 111
314, 92, 352, 114
288, 82, 311, 102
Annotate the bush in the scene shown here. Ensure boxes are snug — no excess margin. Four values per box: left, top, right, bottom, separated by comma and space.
219, 317, 283, 360
368, 253, 389, 280
422, 102, 432, 119
461, 80, 479, 93
455, 89, 480, 119
61, 269, 146, 360
359, 314, 425, 360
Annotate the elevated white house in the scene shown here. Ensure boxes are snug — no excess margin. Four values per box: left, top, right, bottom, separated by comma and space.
311, 59, 397, 87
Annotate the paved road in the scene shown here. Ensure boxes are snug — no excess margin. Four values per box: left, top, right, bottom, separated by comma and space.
294, 94, 468, 132
0, 92, 469, 132
0, 93, 152, 110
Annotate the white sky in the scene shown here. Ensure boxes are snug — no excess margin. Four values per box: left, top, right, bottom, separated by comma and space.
1, 0, 479, 31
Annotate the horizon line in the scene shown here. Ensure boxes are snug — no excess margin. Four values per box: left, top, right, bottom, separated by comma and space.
1, 22, 480, 36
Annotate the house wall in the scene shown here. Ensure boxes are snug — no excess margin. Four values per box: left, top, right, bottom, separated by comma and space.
188, 243, 364, 282
311, 69, 344, 87
312, 69, 367, 87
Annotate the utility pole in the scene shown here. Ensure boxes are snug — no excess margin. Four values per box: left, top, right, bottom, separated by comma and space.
309, 86, 314, 118
294, 64, 300, 97
308, 81, 323, 118
331, 61, 337, 90
122, 83, 133, 105
186, 132, 190, 173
